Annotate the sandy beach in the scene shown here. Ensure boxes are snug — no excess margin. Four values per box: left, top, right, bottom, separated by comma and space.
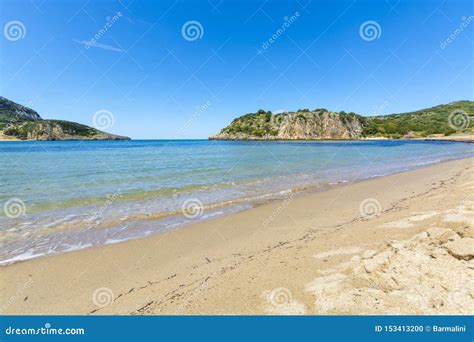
1, 157, 473, 315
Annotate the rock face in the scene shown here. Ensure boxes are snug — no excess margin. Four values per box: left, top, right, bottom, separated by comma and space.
210, 101, 474, 140
210, 110, 364, 140
0, 97, 130, 141
5, 120, 130, 141
0, 96, 42, 121
277, 111, 363, 140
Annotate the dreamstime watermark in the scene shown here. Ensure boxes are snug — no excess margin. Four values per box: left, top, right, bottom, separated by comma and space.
262, 286, 307, 314
88, 190, 123, 223
359, 20, 382, 41
5, 323, 85, 336
268, 287, 293, 308
92, 109, 115, 130
81, 190, 123, 244
448, 110, 471, 130
83, 12, 122, 49
181, 20, 204, 41
0, 278, 34, 314
262, 192, 295, 226
181, 198, 204, 219
104, 190, 122, 205
440, 16, 474, 49
372, 101, 390, 116
3, 198, 26, 218
92, 287, 114, 308
359, 198, 381, 219
3, 20, 26, 41
260, 12, 300, 51
176, 100, 212, 137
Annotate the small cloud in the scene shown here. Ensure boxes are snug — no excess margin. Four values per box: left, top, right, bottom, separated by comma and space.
273, 109, 286, 114
74, 39, 124, 52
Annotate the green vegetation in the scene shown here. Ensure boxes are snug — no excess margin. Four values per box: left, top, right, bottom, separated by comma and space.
0, 97, 130, 140
0, 96, 42, 127
216, 101, 473, 139
221, 110, 278, 137
47, 120, 100, 137
3, 120, 101, 140
3, 122, 38, 140
362, 101, 474, 138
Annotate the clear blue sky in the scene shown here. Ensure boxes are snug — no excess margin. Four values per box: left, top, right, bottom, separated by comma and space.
1, 0, 472, 139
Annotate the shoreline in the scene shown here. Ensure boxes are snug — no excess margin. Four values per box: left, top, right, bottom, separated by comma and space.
1, 136, 473, 142
1, 157, 473, 315
208, 135, 474, 143
1, 155, 472, 267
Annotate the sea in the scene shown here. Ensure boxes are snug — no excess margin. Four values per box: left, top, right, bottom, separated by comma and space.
1, 139, 473, 264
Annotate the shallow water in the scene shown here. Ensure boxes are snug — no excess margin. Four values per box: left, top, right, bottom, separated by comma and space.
1, 139, 473, 264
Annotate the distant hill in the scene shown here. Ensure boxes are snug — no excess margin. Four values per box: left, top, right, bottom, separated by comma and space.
209, 101, 474, 140
0, 97, 130, 141
0, 96, 42, 122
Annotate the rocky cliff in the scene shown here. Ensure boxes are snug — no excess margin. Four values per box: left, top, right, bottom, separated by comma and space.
0, 97, 130, 141
210, 101, 474, 140
2, 120, 130, 141
210, 110, 364, 140
0, 96, 42, 121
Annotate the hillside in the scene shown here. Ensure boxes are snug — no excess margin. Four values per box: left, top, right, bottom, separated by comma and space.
0, 96, 42, 122
210, 109, 364, 140
210, 101, 474, 140
0, 97, 130, 141
363, 101, 474, 138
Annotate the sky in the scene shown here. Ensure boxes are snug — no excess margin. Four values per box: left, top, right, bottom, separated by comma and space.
1, 0, 473, 139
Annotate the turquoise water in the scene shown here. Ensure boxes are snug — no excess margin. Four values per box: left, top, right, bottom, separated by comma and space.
1, 140, 473, 264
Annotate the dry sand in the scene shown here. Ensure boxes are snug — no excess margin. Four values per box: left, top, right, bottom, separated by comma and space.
1, 157, 473, 315
421, 134, 474, 143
